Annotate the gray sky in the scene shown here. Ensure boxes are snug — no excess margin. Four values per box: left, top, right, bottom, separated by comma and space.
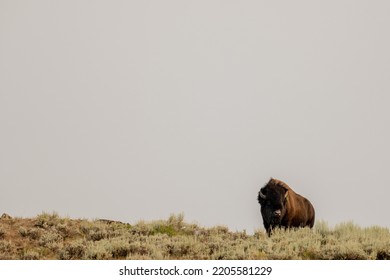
1, 1, 390, 233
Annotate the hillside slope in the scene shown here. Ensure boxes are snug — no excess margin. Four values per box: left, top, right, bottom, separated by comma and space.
0, 212, 389, 260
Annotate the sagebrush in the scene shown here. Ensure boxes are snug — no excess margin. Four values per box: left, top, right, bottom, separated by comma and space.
0, 212, 389, 260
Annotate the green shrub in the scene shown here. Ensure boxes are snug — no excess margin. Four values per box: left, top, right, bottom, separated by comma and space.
153, 224, 177, 236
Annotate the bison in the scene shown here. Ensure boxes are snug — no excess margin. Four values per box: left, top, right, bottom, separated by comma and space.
257, 178, 315, 236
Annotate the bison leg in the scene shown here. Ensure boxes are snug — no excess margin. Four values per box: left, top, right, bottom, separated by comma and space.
263, 222, 272, 237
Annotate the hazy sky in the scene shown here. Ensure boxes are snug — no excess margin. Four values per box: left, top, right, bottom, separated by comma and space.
1, 1, 390, 233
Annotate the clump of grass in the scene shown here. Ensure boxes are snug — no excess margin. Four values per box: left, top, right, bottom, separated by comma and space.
84, 241, 112, 260
20, 249, 40, 260
55, 222, 72, 239
130, 221, 154, 236
164, 236, 203, 259
130, 214, 201, 238
0, 226, 5, 239
18, 227, 28, 237
35, 212, 62, 229
25, 228, 43, 240
153, 224, 177, 236
59, 240, 87, 260
0, 240, 14, 255
81, 225, 108, 241
39, 231, 63, 249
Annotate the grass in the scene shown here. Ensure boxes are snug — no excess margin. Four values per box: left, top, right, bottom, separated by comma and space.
0, 212, 389, 260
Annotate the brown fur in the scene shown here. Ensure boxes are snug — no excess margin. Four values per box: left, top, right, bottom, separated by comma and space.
258, 178, 315, 236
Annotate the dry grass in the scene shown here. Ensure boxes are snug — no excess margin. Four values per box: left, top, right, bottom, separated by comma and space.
0, 212, 389, 260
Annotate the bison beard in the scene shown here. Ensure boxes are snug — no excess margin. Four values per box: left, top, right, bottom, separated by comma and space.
257, 178, 315, 236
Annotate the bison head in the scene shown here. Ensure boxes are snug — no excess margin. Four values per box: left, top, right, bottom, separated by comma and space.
257, 178, 289, 227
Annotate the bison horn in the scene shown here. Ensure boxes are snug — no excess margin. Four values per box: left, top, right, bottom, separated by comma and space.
259, 189, 266, 200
